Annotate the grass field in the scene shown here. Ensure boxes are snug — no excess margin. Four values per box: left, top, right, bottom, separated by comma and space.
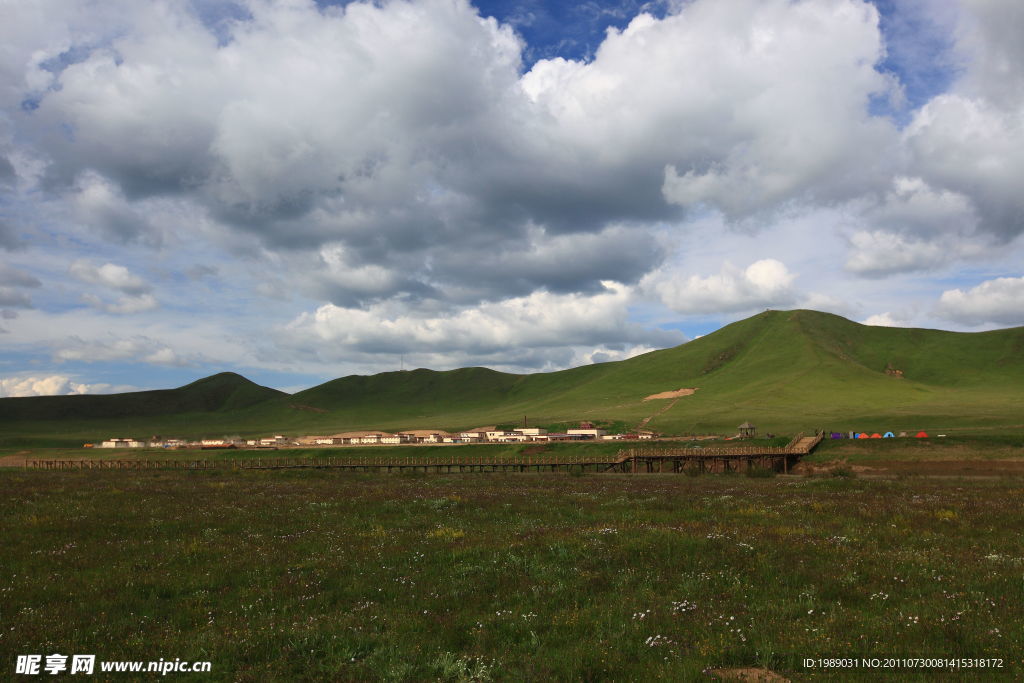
2, 466, 1022, 680
3, 310, 1024, 444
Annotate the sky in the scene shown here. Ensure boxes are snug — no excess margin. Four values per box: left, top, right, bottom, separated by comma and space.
1, 0, 1023, 396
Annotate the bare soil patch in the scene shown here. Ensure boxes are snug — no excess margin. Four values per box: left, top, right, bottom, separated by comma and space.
643, 387, 697, 401
289, 403, 327, 413
0, 450, 31, 467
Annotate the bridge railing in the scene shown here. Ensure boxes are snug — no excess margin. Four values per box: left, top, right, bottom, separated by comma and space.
23, 433, 825, 471
22, 451, 625, 471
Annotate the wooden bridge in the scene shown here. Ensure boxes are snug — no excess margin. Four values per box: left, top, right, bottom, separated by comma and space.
23, 432, 823, 474
605, 432, 824, 474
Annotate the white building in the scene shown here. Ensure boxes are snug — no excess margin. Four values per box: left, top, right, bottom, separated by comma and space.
491, 432, 529, 442
567, 428, 606, 439
99, 438, 146, 448
514, 428, 547, 436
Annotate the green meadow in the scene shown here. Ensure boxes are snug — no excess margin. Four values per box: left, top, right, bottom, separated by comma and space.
2, 310, 1023, 446
2, 308, 1022, 679
2, 468, 1022, 681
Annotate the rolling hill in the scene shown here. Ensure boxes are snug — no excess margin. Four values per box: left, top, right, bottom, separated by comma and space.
0, 372, 285, 423
2, 310, 1023, 444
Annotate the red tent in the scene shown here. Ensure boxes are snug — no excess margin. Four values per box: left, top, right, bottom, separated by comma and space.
915, 431, 928, 438
856, 432, 869, 439
870, 433, 882, 438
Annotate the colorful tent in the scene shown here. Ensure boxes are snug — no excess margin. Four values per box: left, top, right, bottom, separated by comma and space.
870, 433, 882, 438
883, 432, 895, 438
915, 431, 928, 438
830, 432, 843, 439
856, 432, 869, 439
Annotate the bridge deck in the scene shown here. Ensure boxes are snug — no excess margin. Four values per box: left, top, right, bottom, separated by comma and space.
24, 432, 824, 473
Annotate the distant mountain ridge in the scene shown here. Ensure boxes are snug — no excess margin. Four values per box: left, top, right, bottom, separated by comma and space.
2, 310, 1023, 442
0, 372, 285, 422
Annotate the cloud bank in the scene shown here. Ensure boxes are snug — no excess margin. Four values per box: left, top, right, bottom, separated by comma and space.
0, 0, 1022, 391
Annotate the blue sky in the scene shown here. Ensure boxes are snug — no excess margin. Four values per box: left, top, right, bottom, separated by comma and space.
1, 0, 1023, 396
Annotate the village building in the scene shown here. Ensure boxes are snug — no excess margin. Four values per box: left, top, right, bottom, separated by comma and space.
99, 438, 146, 448
567, 428, 606, 439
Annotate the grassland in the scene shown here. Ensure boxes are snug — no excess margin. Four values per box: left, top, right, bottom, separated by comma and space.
2, 309, 1023, 444
2, 467, 1022, 681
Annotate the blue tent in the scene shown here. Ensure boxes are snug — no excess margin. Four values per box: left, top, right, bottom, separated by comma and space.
883, 431, 895, 438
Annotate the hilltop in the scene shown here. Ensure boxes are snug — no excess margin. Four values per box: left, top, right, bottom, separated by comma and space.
2, 310, 1022, 443
0, 373, 289, 445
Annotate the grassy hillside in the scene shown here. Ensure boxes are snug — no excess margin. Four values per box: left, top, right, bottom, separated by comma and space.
2, 310, 1023, 442
0, 372, 284, 422
0, 373, 291, 445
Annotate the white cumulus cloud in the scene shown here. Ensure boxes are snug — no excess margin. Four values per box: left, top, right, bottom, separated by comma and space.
69, 259, 151, 295
861, 312, 904, 327
648, 259, 798, 315
936, 276, 1024, 326
54, 336, 189, 366
81, 292, 159, 315
0, 374, 134, 397
279, 282, 684, 371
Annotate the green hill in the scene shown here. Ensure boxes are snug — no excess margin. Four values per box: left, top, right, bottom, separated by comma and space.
2, 310, 1023, 443
0, 373, 288, 444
